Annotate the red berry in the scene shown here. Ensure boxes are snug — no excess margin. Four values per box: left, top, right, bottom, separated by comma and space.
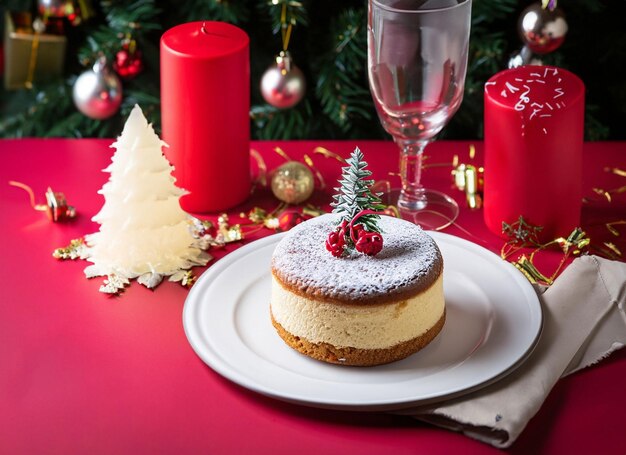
325, 229, 346, 257
325, 216, 384, 258
355, 231, 383, 256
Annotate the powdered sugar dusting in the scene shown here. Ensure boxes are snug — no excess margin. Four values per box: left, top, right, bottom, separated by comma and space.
272, 214, 441, 303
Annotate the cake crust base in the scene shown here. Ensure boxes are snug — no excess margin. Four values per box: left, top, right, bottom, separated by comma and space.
271, 309, 446, 367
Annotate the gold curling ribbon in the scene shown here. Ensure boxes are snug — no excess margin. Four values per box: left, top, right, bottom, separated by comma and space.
303, 154, 326, 190
605, 167, 626, 178
606, 221, 625, 237
513, 255, 553, 285
593, 185, 626, 202
9, 181, 40, 209
250, 149, 267, 187
313, 147, 346, 163
603, 242, 622, 257
612, 186, 626, 195
273, 147, 291, 161
500, 218, 605, 286
592, 187, 612, 202
591, 167, 626, 202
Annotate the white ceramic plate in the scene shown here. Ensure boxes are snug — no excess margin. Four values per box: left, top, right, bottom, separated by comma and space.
183, 232, 542, 411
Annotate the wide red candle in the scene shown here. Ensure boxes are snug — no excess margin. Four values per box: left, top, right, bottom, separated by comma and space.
483, 65, 584, 240
160, 21, 250, 213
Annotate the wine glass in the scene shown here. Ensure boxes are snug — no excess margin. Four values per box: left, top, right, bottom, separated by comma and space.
368, 0, 472, 229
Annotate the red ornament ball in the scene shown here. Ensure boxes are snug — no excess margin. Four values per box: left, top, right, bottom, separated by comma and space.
113, 45, 143, 80
278, 211, 306, 232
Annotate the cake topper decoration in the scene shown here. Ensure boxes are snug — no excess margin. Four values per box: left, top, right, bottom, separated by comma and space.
326, 147, 385, 257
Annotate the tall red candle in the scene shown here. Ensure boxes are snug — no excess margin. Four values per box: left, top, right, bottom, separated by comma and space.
160, 21, 250, 213
483, 65, 584, 240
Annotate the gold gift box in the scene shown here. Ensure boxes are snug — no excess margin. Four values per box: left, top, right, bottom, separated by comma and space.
3, 12, 67, 90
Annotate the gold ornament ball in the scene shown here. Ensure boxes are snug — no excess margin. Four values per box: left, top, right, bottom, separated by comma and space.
271, 162, 314, 204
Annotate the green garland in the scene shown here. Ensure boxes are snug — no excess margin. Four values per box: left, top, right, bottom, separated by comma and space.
0, 0, 621, 140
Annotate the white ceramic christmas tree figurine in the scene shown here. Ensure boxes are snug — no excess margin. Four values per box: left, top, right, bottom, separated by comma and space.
84, 105, 211, 293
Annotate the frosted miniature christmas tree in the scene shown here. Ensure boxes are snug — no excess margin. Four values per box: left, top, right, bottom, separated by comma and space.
325, 147, 387, 257
84, 105, 211, 293
331, 147, 385, 233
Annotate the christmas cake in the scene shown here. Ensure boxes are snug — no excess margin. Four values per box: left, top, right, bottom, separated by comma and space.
270, 148, 445, 366
270, 213, 445, 366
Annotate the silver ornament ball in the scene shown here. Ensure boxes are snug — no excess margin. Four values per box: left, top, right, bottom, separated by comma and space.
518, 3, 568, 55
73, 57, 123, 120
260, 51, 306, 109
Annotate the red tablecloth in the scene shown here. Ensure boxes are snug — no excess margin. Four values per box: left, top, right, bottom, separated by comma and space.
1, 139, 625, 454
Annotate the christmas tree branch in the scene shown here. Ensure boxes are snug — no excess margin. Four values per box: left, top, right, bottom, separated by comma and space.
78, 0, 161, 64
262, 0, 309, 33
178, 0, 251, 24
250, 102, 312, 139
1, 0, 622, 140
315, 8, 372, 133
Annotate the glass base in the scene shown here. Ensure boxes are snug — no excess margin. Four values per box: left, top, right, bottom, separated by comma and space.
386, 189, 459, 231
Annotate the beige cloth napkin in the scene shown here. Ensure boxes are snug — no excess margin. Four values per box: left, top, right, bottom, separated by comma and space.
399, 255, 626, 448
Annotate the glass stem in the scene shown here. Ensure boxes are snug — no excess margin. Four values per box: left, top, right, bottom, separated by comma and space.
397, 138, 429, 211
